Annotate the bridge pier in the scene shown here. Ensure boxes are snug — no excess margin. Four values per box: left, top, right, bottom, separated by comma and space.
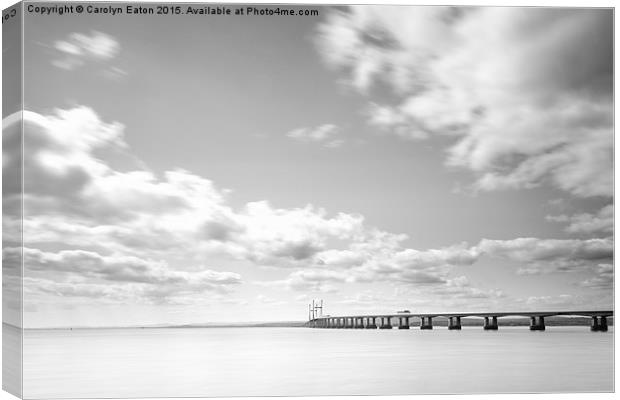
529, 316, 545, 331
591, 316, 608, 332
600, 316, 608, 331
366, 317, 377, 329
448, 316, 462, 330
355, 317, 364, 329
398, 316, 410, 329
380, 317, 393, 329
420, 316, 433, 330
483, 316, 498, 330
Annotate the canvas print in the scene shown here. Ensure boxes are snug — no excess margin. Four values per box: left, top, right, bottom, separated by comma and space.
2, 2, 614, 398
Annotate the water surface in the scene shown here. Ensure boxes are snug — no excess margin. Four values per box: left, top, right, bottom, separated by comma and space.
22, 326, 613, 398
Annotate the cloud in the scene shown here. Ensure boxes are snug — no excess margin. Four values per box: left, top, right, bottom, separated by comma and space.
258, 269, 349, 293
580, 264, 613, 290
430, 276, 505, 300
52, 31, 125, 77
478, 237, 612, 264
263, 233, 612, 300
20, 247, 240, 286
333, 237, 480, 285
546, 204, 613, 235
7, 108, 210, 225
286, 124, 344, 148
478, 237, 613, 275
5, 106, 611, 311
236, 201, 364, 264
358, 283, 506, 314
316, 7, 612, 197
11, 247, 241, 304
366, 102, 429, 140
3, 107, 367, 305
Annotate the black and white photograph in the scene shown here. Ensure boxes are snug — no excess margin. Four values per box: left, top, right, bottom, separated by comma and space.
1, 1, 615, 398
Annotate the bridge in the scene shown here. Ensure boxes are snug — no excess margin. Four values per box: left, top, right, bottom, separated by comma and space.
306, 310, 614, 332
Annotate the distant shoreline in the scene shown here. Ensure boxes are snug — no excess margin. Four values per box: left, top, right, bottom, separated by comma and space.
8, 316, 614, 330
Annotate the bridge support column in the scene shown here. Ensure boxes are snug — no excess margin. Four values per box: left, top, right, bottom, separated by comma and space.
398, 316, 410, 329
366, 317, 377, 329
529, 316, 545, 331
591, 316, 608, 332
483, 316, 498, 330
420, 316, 433, 330
448, 316, 462, 330
355, 317, 364, 329
380, 317, 393, 329
600, 316, 608, 331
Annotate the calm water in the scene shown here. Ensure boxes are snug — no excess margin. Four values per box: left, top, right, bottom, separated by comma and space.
21, 326, 613, 398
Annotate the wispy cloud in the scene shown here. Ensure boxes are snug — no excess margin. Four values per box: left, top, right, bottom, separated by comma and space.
52, 31, 126, 77
286, 124, 344, 148
546, 204, 613, 235
315, 7, 612, 197
580, 264, 613, 290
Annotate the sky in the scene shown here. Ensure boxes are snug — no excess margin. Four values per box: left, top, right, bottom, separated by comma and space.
2, 4, 613, 328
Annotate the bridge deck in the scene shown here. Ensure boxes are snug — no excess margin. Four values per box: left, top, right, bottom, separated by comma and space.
312, 310, 613, 320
